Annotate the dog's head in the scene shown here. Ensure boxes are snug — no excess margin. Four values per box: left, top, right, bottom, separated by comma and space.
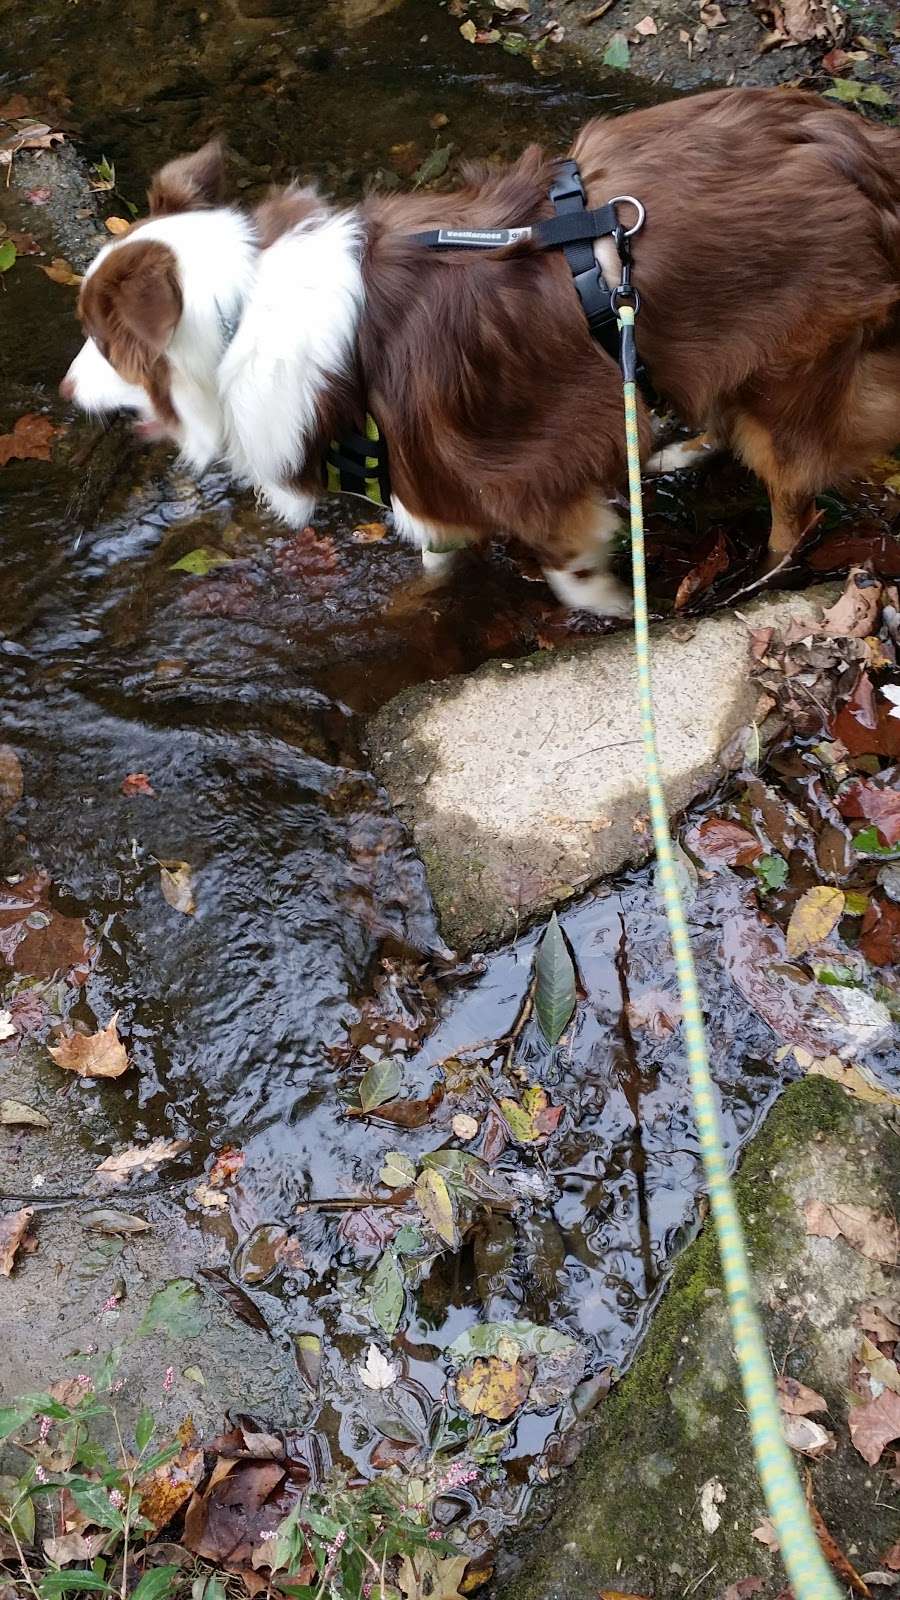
60, 141, 258, 470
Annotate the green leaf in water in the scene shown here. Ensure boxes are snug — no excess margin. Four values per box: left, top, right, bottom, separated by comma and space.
0, 240, 17, 274
359, 1057, 402, 1113
534, 911, 576, 1045
169, 547, 233, 576
137, 1278, 205, 1339
602, 30, 630, 68
393, 1224, 425, 1255
367, 1250, 405, 1337
754, 853, 789, 891
412, 143, 454, 189
499, 1098, 538, 1144
294, 1331, 322, 1390
379, 1150, 416, 1188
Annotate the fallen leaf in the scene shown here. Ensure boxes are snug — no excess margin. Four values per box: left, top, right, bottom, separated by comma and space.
785, 885, 845, 957
0, 872, 89, 981
860, 1337, 900, 1395
415, 1168, 458, 1248
380, 1150, 417, 1189
412, 143, 454, 188
8, 230, 42, 255
0, 1098, 50, 1128
357, 1343, 400, 1391
833, 673, 900, 760
182, 1458, 287, 1564
699, 0, 728, 19
199, 1268, 269, 1333
194, 1183, 229, 1211
170, 547, 233, 576
674, 532, 729, 610
883, 1543, 900, 1572
208, 1147, 245, 1187
859, 1300, 900, 1344
685, 816, 762, 867
90, 1138, 189, 1188
367, 1249, 405, 1336
456, 1354, 532, 1420
602, 29, 631, 66
397, 1552, 469, 1600
807, 1493, 872, 1595
80, 1207, 151, 1235
459, 18, 477, 40
139, 1278, 205, 1338
158, 859, 196, 915
777, 1376, 828, 1416
0, 747, 23, 817
721, 1583, 765, 1600
752, 1518, 779, 1551
804, 1199, 897, 1264
40, 257, 81, 286
625, 988, 682, 1035
0, 1207, 34, 1275
781, 1414, 835, 1456
839, 781, 900, 847
859, 898, 900, 967
121, 772, 156, 797
634, 13, 658, 30
699, 1475, 726, 1533
534, 910, 576, 1045
823, 569, 883, 638
807, 1055, 900, 1108
104, 216, 131, 235
48, 1014, 129, 1078
358, 1056, 402, 1112
451, 1113, 479, 1140
352, 521, 388, 542
140, 1421, 204, 1531
0, 413, 63, 466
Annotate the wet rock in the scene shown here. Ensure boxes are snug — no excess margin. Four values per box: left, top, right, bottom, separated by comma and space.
498, 1076, 900, 1600
368, 588, 838, 950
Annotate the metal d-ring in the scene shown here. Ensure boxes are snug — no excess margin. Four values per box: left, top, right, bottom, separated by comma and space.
607, 195, 646, 237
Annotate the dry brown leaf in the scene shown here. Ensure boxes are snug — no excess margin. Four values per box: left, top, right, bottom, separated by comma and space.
859, 1300, 900, 1344
634, 13, 658, 30
849, 1389, 900, 1466
158, 859, 195, 915
40, 257, 82, 286
781, 1413, 835, 1457
456, 1354, 532, 1420
626, 988, 682, 1035
90, 1138, 189, 1188
823, 569, 883, 639
860, 1337, 900, 1395
777, 1375, 828, 1416
0, 413, 63, 467
104, 216, 131, 236
0, 1207, 34, 1275
807, 1492, 872, 1595
48, 1013, 129, 1078
0, 121, 65, 164
804, 1198, 898, 1262
43, 1531, 103, 1565
785, 885, 845, 956
352, 521, 388, 542
752, 1518, 779, 1551
699, 0, 728, 20
807, 1056, 900, 1108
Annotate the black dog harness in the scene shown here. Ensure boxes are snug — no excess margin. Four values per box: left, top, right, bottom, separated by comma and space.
322, 163, 645, 506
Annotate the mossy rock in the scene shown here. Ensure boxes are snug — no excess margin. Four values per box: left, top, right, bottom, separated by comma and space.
498, 1077, 900, 1600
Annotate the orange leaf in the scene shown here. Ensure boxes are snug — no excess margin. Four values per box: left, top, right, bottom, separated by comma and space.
0, 1206, 35, 1275
104, 216, 131, 236
0, 413, 63, 466
48, 1014, 129, 1078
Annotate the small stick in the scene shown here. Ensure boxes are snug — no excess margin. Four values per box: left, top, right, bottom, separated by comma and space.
582, 0, 618, 21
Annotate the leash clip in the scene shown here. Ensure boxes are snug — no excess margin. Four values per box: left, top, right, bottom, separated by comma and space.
610, 230, 641, 317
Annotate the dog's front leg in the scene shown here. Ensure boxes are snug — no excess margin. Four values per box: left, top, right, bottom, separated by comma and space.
644, 432, 721, 477
391, 498, 474, 581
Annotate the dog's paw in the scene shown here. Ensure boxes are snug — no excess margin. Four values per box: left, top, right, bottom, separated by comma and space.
644, 434, 718, 477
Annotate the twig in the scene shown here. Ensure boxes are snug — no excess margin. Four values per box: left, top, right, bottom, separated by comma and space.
581, 0, 618, 20
725, 549, 799, 604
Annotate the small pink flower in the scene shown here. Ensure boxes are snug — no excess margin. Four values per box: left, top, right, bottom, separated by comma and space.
258, 1530, 277, 1542
100, 1295, 119, 1313
38, 1414, 52, 1441
109, 1489, 125, 1510
428, 1529, 442, 1541
162, 1366, 174, 1392
75, 1374, 91, 1386
34, 1465, 47, 1484
110, 1378, 126, 1395
363, 1585, 373, 1599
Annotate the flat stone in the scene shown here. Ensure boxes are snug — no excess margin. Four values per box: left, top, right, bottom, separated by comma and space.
368, 588, 837, 950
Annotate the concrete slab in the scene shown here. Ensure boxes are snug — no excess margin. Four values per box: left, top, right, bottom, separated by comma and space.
367, 589, 837, 951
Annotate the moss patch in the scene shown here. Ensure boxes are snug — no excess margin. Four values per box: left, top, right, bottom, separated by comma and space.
497, 1076, 900, 1600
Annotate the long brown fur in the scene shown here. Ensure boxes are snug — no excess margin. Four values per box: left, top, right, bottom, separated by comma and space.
76, 89, 900, 573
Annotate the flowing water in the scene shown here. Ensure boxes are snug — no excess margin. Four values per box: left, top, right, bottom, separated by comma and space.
2, 0, 899, 1568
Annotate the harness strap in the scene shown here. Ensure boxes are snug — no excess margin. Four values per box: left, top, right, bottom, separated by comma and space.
406, 202, 620, 255
548, 160, 621, 361
323, 413, 390, 508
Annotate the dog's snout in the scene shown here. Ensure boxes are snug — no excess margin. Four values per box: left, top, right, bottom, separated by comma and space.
59, 374, 75, 402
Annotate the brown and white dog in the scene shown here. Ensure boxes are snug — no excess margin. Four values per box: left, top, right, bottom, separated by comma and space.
61, 87, 900, 617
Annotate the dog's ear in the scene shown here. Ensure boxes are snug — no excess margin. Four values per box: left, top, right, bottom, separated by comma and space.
83, 241, 182, 364
148, 138, 227, 216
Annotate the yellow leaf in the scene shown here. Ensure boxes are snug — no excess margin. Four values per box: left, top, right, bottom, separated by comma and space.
48, 1013, 129, 1078
785, 885, 845, 957
139, 1419, 204, 1530
459, 18, 477, 40
415, 1167, 457, 1247
158, 858, 196, 915
808, 1054, 900, 1107
352, 521, 388, 542
104, 216, 131, 236
456, 1355, 532, 1420
40, 257, 82, 286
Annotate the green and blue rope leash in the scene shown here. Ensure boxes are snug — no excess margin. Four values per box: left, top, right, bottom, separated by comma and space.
618, 301, 839, 1600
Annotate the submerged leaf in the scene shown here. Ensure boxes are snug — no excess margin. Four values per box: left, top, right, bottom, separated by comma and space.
0, 1099, 50, 1128
785, 886, 845, 957
368, 1249, 405, 1336
456, 1355, 532, 1420
48, 1013, 129, 1078
358, 1056, 402, 1112
158, 859, 196, 915
534, 912, 576, 1045
139, 1279, 206, 1338
415, 1168, 458, 1247
169, 547, 233, 576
